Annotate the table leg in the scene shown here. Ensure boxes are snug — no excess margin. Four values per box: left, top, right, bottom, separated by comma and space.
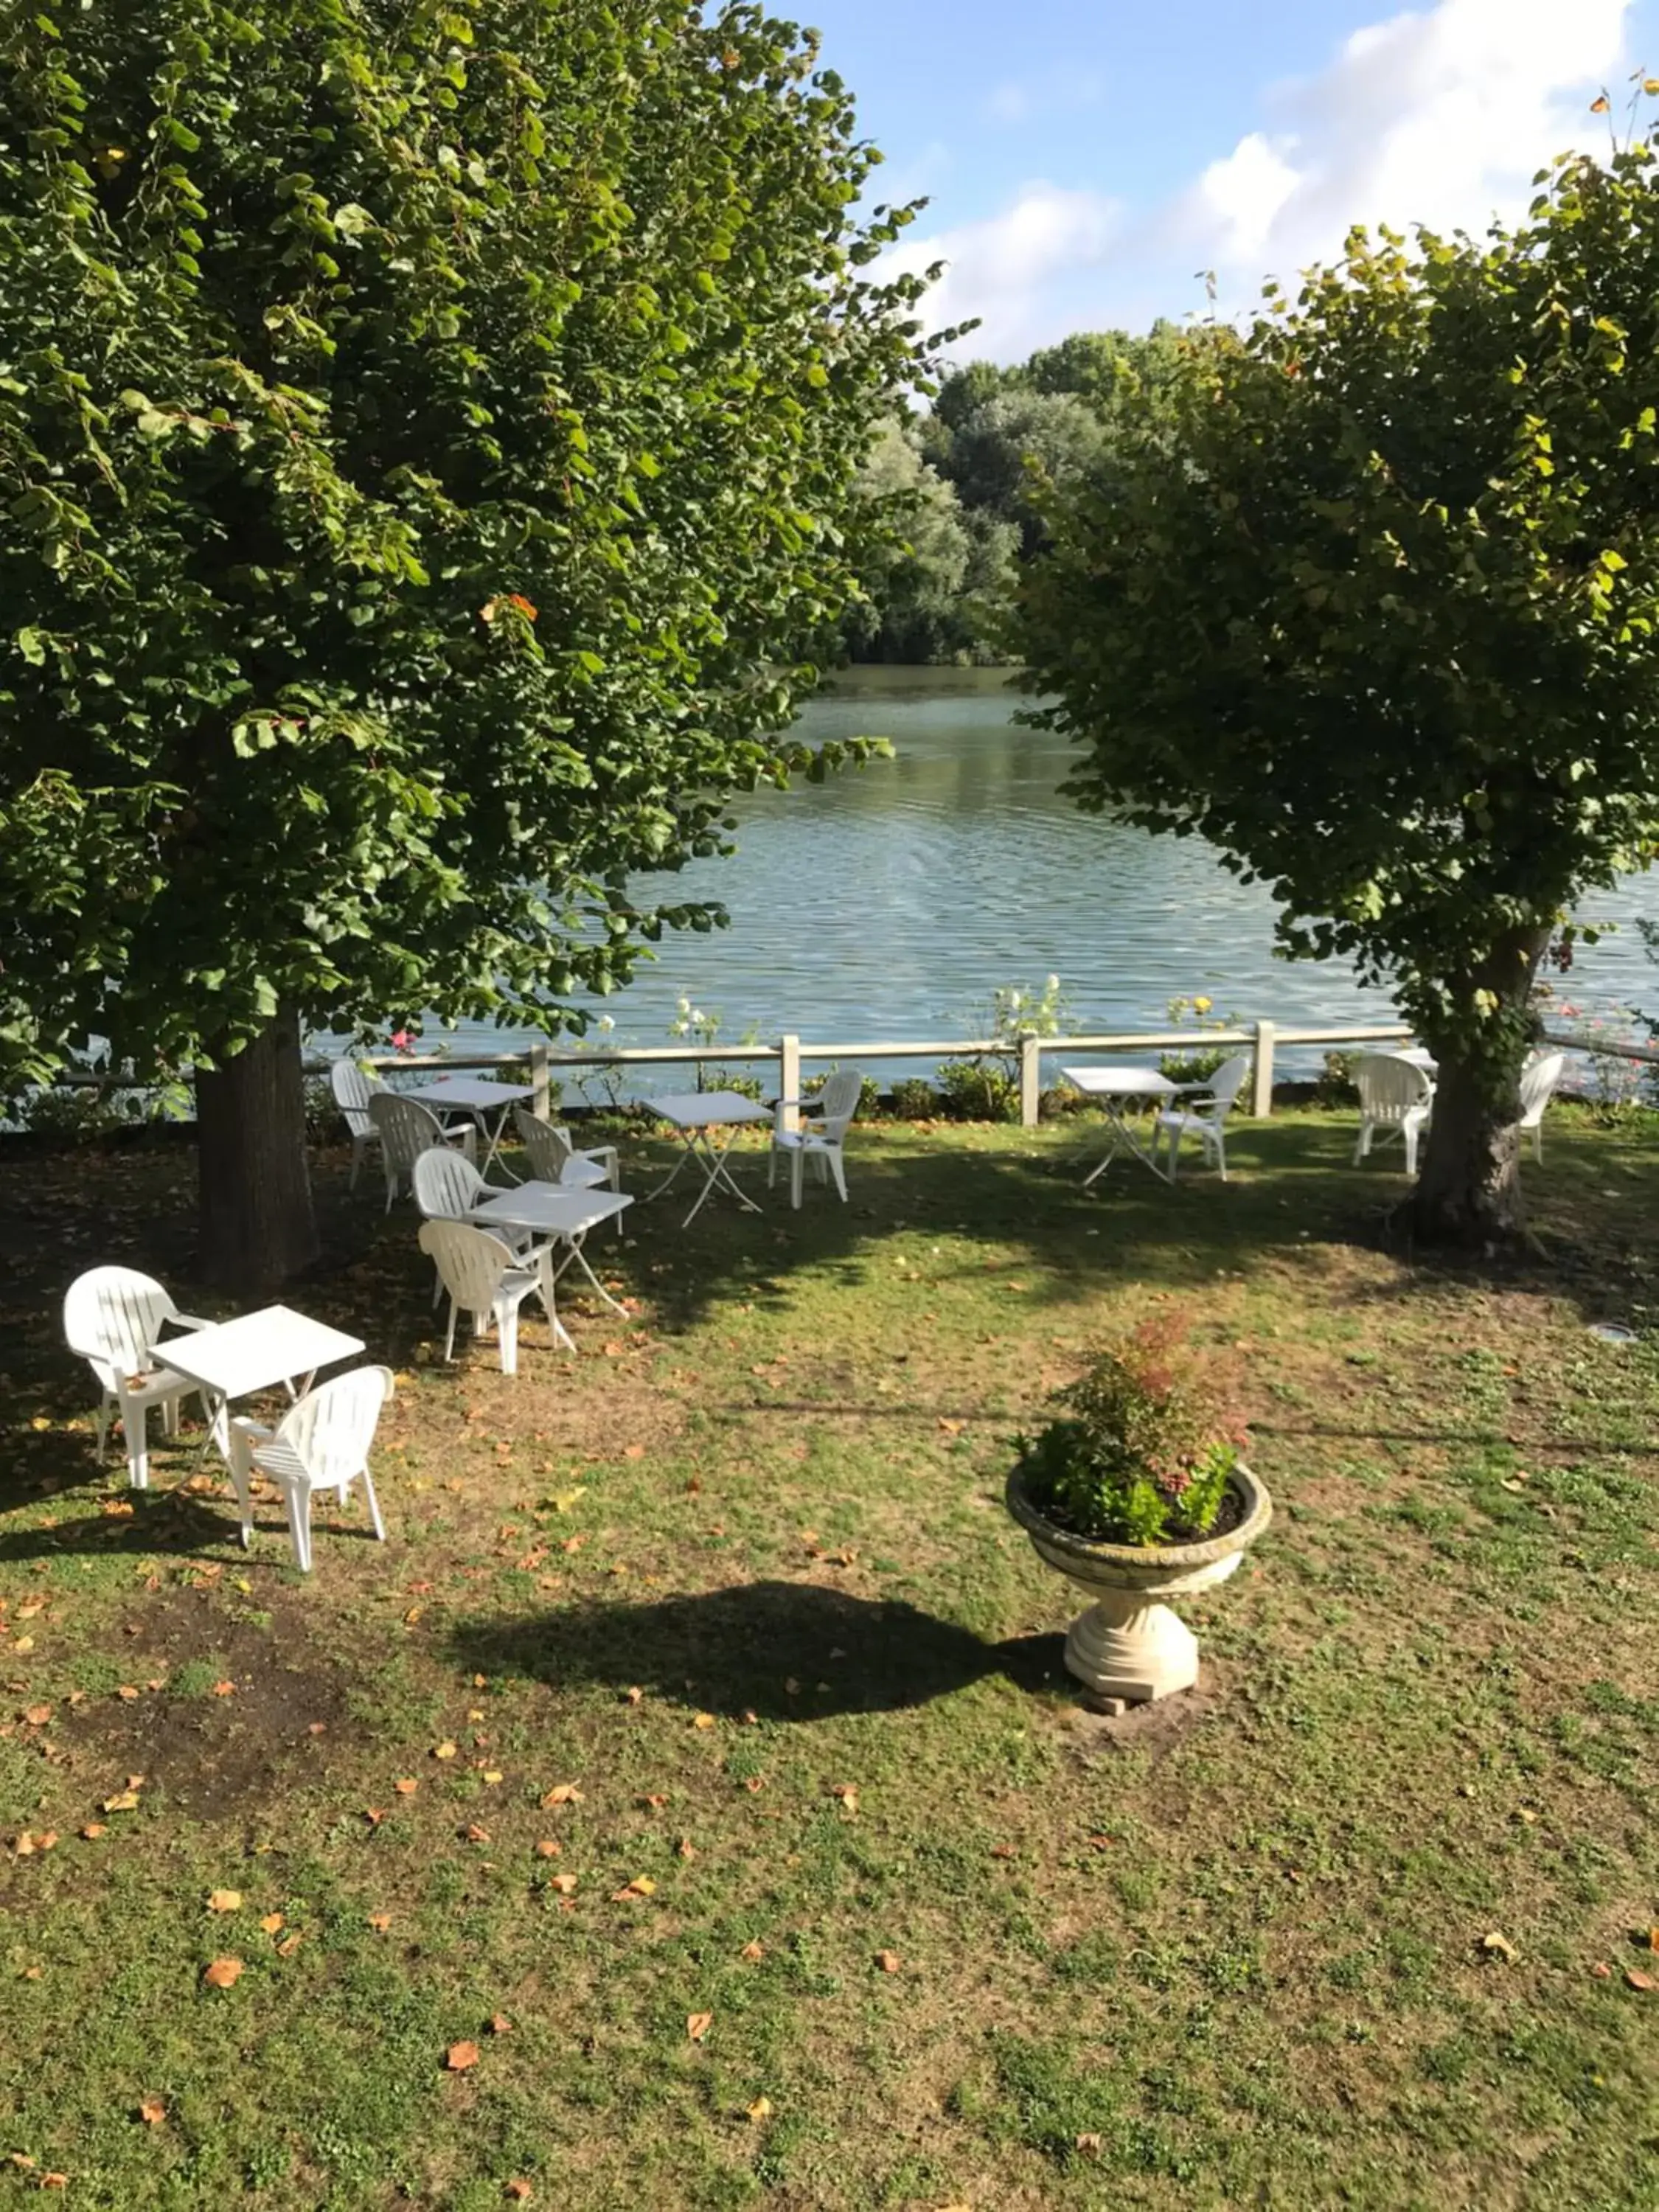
563, 1231, 630, 1317
682, 1127, 760, 1225
645, 1130, 699, 1203
478, 1105, 521, 1183
1082, 1102, 1172, 1187
532, 1248, 578, 1354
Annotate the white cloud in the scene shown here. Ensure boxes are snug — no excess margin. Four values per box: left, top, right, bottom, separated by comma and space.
879, 182, 1121, 359
1182, 0, 1632, 304
886, 0, 1632, 359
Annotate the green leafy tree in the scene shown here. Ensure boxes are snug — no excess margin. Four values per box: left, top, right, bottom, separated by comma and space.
1019, 148, 1659, 1245
0, 0, 933, 1284
934, 387, 1106, 560
841, 416, 1013, 662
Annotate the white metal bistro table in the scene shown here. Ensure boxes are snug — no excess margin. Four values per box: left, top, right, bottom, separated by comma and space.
644, 1091, 772, 1225
1063, 1065, 1186, 1186
153, 1304, 366, 1460
404, 1074, 534, 1180
470, 1182, 634, 1352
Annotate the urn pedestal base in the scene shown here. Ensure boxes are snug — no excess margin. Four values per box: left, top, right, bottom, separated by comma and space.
1006, 1464, 1272, 1711
1064, 1589, 1200, 1705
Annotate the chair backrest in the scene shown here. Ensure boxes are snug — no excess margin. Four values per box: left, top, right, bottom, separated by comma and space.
369, 1091, 448, 1178
812, 1068, 866, 1139
273, 1365, 394, 1486
330, 1057, 382, 1138
514, 1107, 573, 1180
63, 1267, 179, 1388
1201, 1054, 1253, 1118
419, 1220, 519, 1314
1518, 1051, 1566, 1127
1355, 1053, 1433, 1121
413, 1147, 489, 1221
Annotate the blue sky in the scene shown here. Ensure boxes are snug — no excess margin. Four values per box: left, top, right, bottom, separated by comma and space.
804, 0, 1658, 358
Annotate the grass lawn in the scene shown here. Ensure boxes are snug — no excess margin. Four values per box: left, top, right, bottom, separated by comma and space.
3, 1100, 1659, 2209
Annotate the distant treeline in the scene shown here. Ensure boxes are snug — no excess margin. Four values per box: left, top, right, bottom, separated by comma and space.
841, 322, 1187, 666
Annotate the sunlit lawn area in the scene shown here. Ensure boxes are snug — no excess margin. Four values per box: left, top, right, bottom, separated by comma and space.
3, 1103, 1659, 2208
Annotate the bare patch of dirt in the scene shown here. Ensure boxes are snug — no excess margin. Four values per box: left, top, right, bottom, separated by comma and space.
52, 1587, 371, 1818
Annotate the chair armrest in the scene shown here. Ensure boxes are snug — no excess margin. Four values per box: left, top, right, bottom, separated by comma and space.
229, 1416, 274, 1443
168, 1313, 212, 1332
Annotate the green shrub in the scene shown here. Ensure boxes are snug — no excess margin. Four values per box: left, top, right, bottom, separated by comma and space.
888, 1076, 938, 1119
1015, 1315, 1247, 1546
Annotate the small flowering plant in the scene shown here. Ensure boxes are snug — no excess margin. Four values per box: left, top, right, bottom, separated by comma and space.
1015, 1317, 1248, 1547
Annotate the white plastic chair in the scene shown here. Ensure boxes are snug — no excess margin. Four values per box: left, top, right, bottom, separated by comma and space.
1354, 1052, 1436, 1177
368, 1091, 476, 1211
768, 1068, 865, 1207
413, 1147, 538, 1304
513, 1106, 620, 1193
330, 1059, 386, 1192
1518, 1051, 1566, 1162
228, 1365, 393, 1573
63, 1267, 209, 1488
418, 1219, 563, 1372
1153, 1054, 1252, 1182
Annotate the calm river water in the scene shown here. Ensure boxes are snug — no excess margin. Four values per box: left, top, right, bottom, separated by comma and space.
403, 668, 1659, 1080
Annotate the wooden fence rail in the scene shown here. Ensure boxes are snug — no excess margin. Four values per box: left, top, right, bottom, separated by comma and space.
38, 1018, 1639, 1133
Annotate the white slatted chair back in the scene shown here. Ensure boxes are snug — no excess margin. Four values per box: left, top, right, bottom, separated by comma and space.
63, 1267, 181, 1392
514, 1108, 573, 1180
330, 1057, 381, 1138
368, 1092, 456, 1208
413, 1147, 490, 1222
1200, 1054, 1251, 1119
812, 1068, 866, 1140
419, 1219, 518, 1315
1519, 1051, 1566, 1127
1355, 1053, 1433, 1124
271, 1366, 394, 1490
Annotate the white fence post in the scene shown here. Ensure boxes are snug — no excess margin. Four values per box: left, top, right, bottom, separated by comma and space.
1020, 1034, 1043, 1128
530, 1043, 551, 1121
779, 1034, 801, 1133
1251, 1021, 1276, 1119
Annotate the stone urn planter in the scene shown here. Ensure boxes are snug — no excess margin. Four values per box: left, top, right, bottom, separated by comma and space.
1006, 1461, 1273, 1705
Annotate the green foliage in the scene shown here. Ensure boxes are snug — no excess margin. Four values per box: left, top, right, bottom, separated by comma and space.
1015, 1317, 1244, 1546
1158, 994, 1239, 1086
887, 1074, 938, 1119
1018, 150, 1659, 1230
839, 418, 1012, 664
0, 1, 934, 1098
936, 975, 1071, 1122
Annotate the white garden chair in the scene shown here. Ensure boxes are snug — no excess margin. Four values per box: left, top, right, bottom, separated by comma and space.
768, 1068, 865, 1207
63, 1266, 210, 1489
1354, 1052, 1435, 1176
1518, 1050, 1567, 1162
228, 1365, 393, 1573
413, 1147, 538, 1304
1152, 1053, 1252, 1183
418, 1219, 563, 1371
368, 1091, 476, 1211
330, 1058, 386, 1192
513, 1105, 620, 1193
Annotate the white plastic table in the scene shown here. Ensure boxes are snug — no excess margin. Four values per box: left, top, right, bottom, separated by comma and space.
470, 1182, 634, 1352
1063, 1065, 1184, 1186
404, 1074, 533, 1180
644, 1091, 772, 1225
154, 1304, 366, 1458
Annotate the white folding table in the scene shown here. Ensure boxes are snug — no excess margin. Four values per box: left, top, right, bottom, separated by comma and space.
644, 1091, 772, 1225
403, 1074, 533, 1180
470, 1182, 634, 1352
1063, 1065, 1185, 1186
153, 1304, 366, 1460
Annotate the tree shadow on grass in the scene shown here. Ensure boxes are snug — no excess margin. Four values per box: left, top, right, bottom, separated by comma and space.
449, 1580, 1069, 1722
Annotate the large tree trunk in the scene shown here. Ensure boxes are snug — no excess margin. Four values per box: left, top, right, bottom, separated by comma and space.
196, 1004, 320, 1291
1410, 1054, 1527, 1246
1410, 925, 1551, 1250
